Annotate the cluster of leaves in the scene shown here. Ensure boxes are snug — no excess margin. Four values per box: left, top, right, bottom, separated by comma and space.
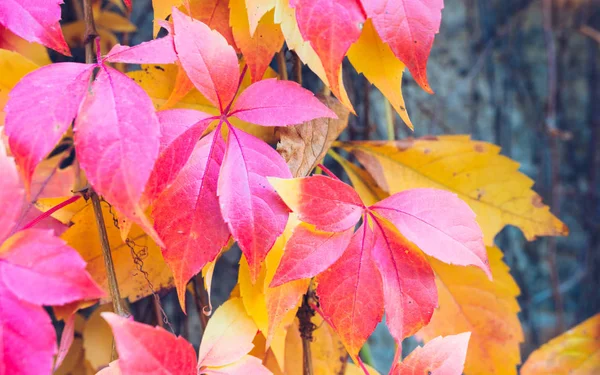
1, 0, 596, 375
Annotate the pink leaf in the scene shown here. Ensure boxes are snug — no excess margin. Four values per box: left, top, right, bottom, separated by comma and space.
5, 63, 94, 186
124, 0, 132, 11
104, 36, 178, 64
172, 7, 239, 110
0, 142, 23, 244
0, 278, 56, 375
315, 223, 384, 359
218, 127, 291, 282
0, 229, 105, 306
270, 223, 353, 287
372, 188, 491, 278
0, 0, 70, 55
269, 175, 365, 231
371, 216, 437, 344
102, 313, 197, 375
54, 314, 76, 370
144, 109, 214, 204
202, 356, 271, 375
361, 0, 444, 93
153, 131, 230, 310
391, 333, 471, 375
230, 79, 337, 126
74, 66, 162, 245
290, 0, 364, 103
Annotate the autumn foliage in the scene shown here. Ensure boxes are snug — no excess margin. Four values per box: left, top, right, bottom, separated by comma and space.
0, 0, 594, 375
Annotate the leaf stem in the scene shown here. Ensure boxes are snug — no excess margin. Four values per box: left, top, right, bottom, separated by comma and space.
21, 195, 81, 230
385, 99, 395, 141
359, 342, 374, 367
192, 275, 209, 330
298, 294, 315, 375
82, 0, 98, 64
317, 163, 341, 181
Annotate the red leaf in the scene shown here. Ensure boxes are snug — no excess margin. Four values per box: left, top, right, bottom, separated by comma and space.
390, 333, 471, 375
153, 131, 230, 310
5, 63, 94, 186
0, 0, 70, 55
104, 36, 177, 64
372, 188, 490, 278
371, 215, 437, 343
124, 0, 132, 11
0, 142, 23, 244
74, 66, 162, 245
0, 278, 56, 375
361, 0, 444, 93
102, 313, 197, 375
188, 0, 237, 51
230, 78, 337, 126
218, 127, 291, 281
144, 109, 214, 204
315, 223, 384, 360
270, 223, 353, 287
290, 0, 365, 103
269, 175, 365, 231
0, 229, 105, 305
172, 7, 239, 110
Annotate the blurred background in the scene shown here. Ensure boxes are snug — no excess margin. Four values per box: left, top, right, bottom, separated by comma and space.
52, 0, 600, 372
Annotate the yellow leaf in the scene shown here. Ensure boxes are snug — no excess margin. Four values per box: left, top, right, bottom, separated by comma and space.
284, 316, 348, 375
152, 0, 184, 36
417, 246, 523, 375
61, 201, 174, 303
83, 304, 114, 371
347, 20, 413, 130
0, 49, 39, 125
0, 29, 51, 66
230, 0, 284, 82
245, 0, 277, 36
54, 315, 88, 375
521, 313, 600, 375
96, 11, 137, 33
62, 22, 119, 56
129, 64, 278, 143
341, 136, 568, 245
273, 0, 353, 111
346, 363, 380, 375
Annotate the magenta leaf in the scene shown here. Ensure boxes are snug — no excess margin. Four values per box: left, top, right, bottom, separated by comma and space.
74, 66, 162, 245
144, 109, 214, 204
372, 188, 490, 278
230, 79, 337, 126
218, 126, 292, 281
0, 0, 70, 55
153, 131, 230, 310
54, 314, 76, 370
0, 278, 57, 375
172, 7, 239, 110
5, 63, 94, 186
0, 143, 23, 244
104, 35, 178, 64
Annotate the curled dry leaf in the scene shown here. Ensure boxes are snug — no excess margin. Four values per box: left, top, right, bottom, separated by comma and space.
277, 95, 350, 177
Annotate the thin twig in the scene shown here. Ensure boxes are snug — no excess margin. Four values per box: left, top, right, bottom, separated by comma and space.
82, 0, 98, 64
292, 51, 302, 85
193, 275, 209, 330
277, 49, 288, 81
297, 294, 315, 375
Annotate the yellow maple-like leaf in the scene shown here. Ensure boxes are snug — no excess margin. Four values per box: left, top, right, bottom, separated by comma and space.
284, 316, 348, 375
129, 64, 278, 143
417, 246, 523, 375
0, 49, 39, 125
273, 0, 353, 112
230, 0, 284, 82
61, 201, 174, 303
245, 0, 277, 36
340, 136, 568, 245
83, 304, 114, 371
238, 215, 309, 346
347, 20, 413, 130
521, 313, 600, 375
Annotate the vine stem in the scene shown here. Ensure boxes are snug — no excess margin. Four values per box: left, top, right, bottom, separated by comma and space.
21, 195, 81, 230
298, 294, 315, 375
82, 0, 129, 322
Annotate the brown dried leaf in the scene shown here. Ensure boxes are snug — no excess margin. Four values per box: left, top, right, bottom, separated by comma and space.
277, 96, 349, 177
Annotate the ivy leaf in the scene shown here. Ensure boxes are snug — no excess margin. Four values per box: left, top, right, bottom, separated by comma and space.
269, 175, 365, 231
390, 333, 471, 375
74, 66, 162, 246
230, 79, 337, 126
290, 0, 365, 110
172, 7, 239, 109
102, 313, 197, 375
361, 0, 444, 93
315, 222, 384, 362
153, 131, 230, 310
219, 127, 292, 281
372, 188, 490, 278
5, 63, 94, 186
0, 0, 70, 55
